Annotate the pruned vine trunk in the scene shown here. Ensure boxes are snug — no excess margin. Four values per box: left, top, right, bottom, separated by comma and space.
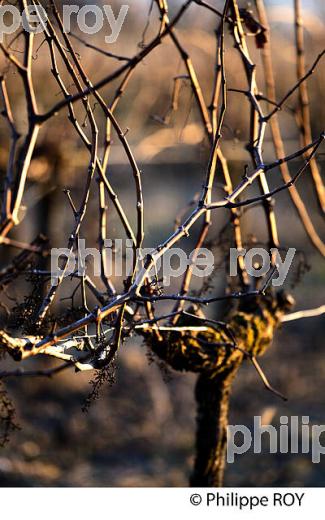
146, 292, 294, 486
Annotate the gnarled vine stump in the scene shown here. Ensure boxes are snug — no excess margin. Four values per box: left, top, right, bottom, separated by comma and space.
147, 291, 294, 486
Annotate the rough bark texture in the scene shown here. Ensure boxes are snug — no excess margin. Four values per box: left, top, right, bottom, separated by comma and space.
190, 369, 237, 486
147, 291, 294, 486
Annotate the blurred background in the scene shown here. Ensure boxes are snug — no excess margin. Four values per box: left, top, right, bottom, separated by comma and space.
0, 0, 324, 486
